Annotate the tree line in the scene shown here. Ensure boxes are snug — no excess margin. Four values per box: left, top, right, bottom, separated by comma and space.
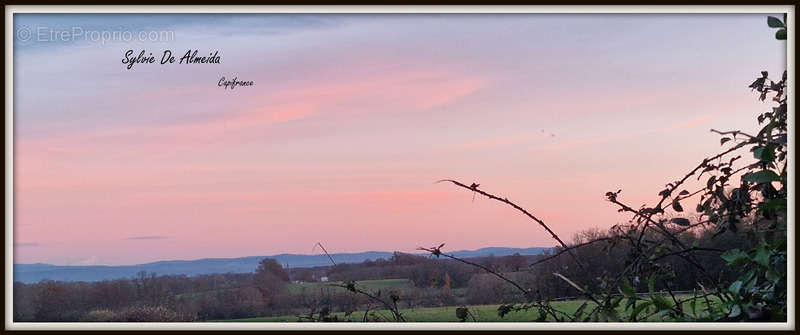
14, 222, 747, 322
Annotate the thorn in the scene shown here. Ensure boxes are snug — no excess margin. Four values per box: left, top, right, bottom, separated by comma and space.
469, 183, 479, 202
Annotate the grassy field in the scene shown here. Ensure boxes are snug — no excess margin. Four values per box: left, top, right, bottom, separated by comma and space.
285, 278, 411, 295
176, 278, 411, 299
201, 278, 723, 322
218, 295, 721, 322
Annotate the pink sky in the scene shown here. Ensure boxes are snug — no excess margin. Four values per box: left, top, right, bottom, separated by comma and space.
13, 14, 785, 265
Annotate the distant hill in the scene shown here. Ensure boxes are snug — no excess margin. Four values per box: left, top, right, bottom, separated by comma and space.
13, 247, 550, 284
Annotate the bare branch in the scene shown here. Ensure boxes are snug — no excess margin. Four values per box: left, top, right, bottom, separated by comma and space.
418, 245, 532, 299
529, 237, 617, 268
436, 179, 585, 270
553, 273, 604, 307
312, 242, 337, 267
329, 282, 406, 322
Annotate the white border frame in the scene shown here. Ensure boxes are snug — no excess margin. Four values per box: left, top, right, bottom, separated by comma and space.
4, 5, 795, 331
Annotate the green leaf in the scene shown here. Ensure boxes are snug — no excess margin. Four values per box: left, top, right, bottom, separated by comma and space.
767, 16, 785, 28
610, 295, 623, 308
620, 277, 635, 298
759, 121, 776, 137
602, 308, 620, 322
706, 176, 717, 189
759, 198, 787, 215
536, 308, 547, 322
647, 275, 656, 297
743, 271, 758, 293
742, 268, 756, 283
670, 218, 690, 226
766, 268, 781, 283
776, 29, 787, 40
753, 244, 771, 267
753, 145, 776, 163
671, 199, 684, 212
574, 301, 588, 318
728, 281, 743, 295
753, 146, 764, 159
624, 297, 636, 311
631, 301, 652, 319
742, 170, 780, 184
652, 295, 672, 312
721, 249, 749, 266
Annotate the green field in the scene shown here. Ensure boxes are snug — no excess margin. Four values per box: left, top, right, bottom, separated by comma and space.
175, 278, 412, 300
219, 295, 721, 322
201, 279, 722, 322
286, 278, 411, 295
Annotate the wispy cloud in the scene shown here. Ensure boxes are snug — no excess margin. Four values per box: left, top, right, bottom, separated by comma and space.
667, 114, 715, 131
125, 235, 169, 241
12, 14, 781, 266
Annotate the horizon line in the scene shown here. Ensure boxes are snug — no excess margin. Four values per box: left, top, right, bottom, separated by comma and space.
14, 245, 554, 267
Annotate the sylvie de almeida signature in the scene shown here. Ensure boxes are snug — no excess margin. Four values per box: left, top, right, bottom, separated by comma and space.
121, 49, 221, 70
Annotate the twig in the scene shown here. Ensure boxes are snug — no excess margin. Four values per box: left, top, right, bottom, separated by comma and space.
650, 247, 725, 263
329, 283, 406, 322
710, 129, 784, 145
609, 197, 722, 290
662, 280, 685, 318
436, 179, 585, 270
710, 129, 757, 139
617, 140, 750, 252
312, 242, 337, 267
529, 237, 617, 268
418, 246, 532, 299
553, 272, 603, 307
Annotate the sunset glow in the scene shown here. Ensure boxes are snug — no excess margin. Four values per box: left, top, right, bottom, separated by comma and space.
13, 13, 785, 265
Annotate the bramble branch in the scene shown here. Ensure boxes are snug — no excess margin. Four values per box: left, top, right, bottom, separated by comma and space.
418, 245, 531, 299
529, 237, 617, 268
436, 179, 585, 270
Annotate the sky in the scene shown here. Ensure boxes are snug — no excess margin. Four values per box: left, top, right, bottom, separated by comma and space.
12, 13, 786, 266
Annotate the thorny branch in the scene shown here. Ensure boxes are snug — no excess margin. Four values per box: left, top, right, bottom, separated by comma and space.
308, 242, 405, 322
418, 245, 532, 299
436, 179, 586, 270
528, 237, 617, 268
329, 282, 406, 322
418, 245, 580, 322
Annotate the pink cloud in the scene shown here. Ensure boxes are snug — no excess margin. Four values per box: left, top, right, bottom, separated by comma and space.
667, 114, 715, 130
18, 64, 486, 158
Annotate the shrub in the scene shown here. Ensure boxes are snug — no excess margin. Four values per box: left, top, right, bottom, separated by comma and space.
465, 274, 506, 305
